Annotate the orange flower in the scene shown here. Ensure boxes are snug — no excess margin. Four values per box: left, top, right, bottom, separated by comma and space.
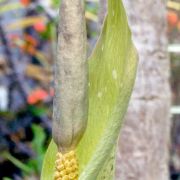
27, 46, 36, 55
28, 94, 38, 105
33, 22, 47, 33
27, 88, 49, 105
20, 0, 30, 6
167, 11, 178, 27
24, 34, 38, 47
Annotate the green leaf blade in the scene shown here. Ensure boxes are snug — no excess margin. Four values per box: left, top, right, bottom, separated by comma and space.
41, 141, 57, 180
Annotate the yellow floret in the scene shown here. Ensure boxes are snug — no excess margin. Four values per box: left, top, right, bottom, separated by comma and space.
54, 151, 79, 180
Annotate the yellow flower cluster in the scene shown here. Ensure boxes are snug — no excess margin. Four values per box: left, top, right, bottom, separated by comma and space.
54, 151, 79, 180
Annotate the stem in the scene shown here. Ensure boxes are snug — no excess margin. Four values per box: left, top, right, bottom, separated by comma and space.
2, 152, 32, 174
53, 0, 88, 153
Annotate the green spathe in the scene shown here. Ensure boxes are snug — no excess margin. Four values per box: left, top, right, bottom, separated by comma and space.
41, 0, 138, 179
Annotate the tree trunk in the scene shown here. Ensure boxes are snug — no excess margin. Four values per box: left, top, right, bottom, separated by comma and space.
115, 1, 171, 180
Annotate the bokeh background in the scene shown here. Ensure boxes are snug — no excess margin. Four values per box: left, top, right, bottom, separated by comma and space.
0, 0, 179, 179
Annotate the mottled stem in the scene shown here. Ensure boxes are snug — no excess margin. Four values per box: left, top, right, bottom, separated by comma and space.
53, 0, 88, 153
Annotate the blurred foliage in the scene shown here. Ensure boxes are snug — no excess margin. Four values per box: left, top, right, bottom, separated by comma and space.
0, 0, 98, 179
52, 0, 61, 8
2, 124, 46, 177
167, 1, 180, 180
27, 124, 46, 174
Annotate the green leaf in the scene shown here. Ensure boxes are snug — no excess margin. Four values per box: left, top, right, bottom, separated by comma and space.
41, 140, 57, 180
29, 124, 46, 173
3, 177, 13, 180
41, 0, 138, 179
31, 124, 46, 155
28, 105, 47, 117
52, 0, 61, 8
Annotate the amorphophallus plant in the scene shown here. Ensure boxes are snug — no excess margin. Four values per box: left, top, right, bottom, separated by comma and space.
41, 0, 138, 179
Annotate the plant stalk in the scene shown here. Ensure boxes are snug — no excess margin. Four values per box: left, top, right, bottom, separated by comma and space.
53, 0, 88, 155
